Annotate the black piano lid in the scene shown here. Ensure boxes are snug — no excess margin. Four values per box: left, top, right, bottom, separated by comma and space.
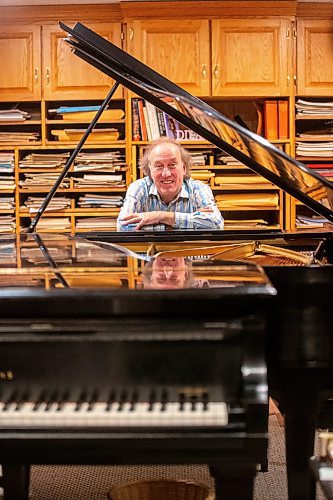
0, 233, 275, 294
59, 21, 333, 225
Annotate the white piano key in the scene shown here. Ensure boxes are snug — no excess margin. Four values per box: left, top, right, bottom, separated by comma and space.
0, 401, 228, 428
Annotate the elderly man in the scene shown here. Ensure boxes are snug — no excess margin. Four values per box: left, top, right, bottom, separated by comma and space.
117, 137, 224, 231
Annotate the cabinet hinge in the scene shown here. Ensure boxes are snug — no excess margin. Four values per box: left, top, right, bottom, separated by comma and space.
293, 28, 297, 38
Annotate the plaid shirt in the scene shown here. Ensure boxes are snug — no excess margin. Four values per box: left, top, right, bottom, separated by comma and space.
117, 176, 224, 231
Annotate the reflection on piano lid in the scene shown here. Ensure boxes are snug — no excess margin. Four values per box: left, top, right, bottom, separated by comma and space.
0, 233, 275, 292
59, 21, 333, 224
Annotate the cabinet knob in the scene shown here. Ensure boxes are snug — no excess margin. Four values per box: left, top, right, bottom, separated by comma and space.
46, 67, 50, 86
214, 64, 220, 81
34, 67, 38, 85
202, 64, 207, 82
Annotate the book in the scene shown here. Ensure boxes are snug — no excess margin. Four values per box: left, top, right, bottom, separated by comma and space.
145, 101, 160, 140
278, 100, 289, 140
137, 99, 148, 141
156, 108, 167, 136
142, 102, 152, 141
131, 98, 141, 141
264, 100, 278, 140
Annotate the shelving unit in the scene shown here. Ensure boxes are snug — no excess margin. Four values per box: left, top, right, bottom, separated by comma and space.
0, 1, 333, 234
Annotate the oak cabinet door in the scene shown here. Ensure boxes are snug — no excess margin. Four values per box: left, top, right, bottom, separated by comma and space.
212, 19, 291, 97
42, 23, 123, 100
297, 20, 333, 96
0, 25, 41, 101
129, 19, 211, 96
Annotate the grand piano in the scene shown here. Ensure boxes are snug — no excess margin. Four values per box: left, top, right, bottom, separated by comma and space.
0, 21, 333, 500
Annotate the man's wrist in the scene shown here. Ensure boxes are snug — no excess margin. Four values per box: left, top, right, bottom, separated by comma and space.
158, 211, 175, 227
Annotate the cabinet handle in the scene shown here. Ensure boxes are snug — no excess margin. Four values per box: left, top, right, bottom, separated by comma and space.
293, 75, 297, 86
46, 67, 50, 86
213, 64, 219, 81
287, 75, 291, 86
202, 64, 207, 82
34, 67, 38, 85
129, 28, 134, 40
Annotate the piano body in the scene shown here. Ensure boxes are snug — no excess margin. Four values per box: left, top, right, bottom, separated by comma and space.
0, 233, 274, 500
53, 21, 333, 500
0, 21, 333, 500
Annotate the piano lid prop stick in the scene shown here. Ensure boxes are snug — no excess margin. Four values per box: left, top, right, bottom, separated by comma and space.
33, 233, 70, 288
26, 81, 120, 233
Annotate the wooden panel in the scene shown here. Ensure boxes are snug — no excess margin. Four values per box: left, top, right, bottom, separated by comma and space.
129, 19, 211, 96
121, 1, 297, 19
297, 20, 333, 96
42, 23, 123, 100
0, 25, 41, 101
212, 18, 291, 97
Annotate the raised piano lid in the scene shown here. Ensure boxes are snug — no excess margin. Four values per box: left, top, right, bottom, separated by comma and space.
59, 21, 333, 225
0, 233, 275, 293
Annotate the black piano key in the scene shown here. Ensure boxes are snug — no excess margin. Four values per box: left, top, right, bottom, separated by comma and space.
75, 392, 88, 411
15, 392, 29, 411
33, 392, 47, 411
3, 391, 19, 411
161, 389, 168, 412
87, 390, 98, 411
202, 392, 209, 411
148, 390, 156, 412
106, 390, 116, 412
179, 392, 185, 412
130, 390, 138, 412
57, 391, 69, 412
117, 390, 127, 412
190, 395, 197, 411
45, 391, 58, 411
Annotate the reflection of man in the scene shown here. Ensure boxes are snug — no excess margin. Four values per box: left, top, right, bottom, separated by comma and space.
141, 256, 194, 289
117, 137, 224, 231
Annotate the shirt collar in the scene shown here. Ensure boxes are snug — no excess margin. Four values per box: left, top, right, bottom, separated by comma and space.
148, 179, 190, 202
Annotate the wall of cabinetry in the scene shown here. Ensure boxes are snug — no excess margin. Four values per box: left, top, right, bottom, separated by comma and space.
0, 1, 333, 233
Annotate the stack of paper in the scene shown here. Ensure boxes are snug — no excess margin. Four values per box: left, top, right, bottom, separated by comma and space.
224, 219, 269, 230
22, 196, 71, 213
19, 152, 70, 169
191, 170, 215, 183
73, 174, 125, 188
0, 152, 14, 173
0, 241, 16, 265
19, 173, 70, 189
0, 176, 15, 190
0, 108, 31, 123
48, 105, 124, 121
34, 218, 71, 231
296, 99, 333, 117
78, 194, 123, 208
189, 151, 210, 167
296, 142, 333, 157
0, 132, 39, 143
215, 192, 279, 209
0, 216, 15, 232
74, 151, 127, 172
0, 197, 15, 210
214, 174, 272, 187
215, 152, 244, 167
20, 246, 72, 264
51, 128, 119, 142
296, 214, 328, 228
76, 217, 117, 230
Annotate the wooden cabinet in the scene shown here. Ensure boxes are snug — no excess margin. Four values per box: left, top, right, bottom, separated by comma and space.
0, 24, 41, 101
128, 18, 292, 98
297, 20, 333, 96
128, 20, 211, 96
42, 23, 123, 100
211, 18, 292, 97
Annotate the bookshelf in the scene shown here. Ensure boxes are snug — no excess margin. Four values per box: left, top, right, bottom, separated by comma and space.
1, 1, 333, 234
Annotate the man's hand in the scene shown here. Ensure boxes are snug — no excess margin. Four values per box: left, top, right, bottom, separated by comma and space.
121, 211, 175, 230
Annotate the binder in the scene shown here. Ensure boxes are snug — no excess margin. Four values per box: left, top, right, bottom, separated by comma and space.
278, 100, 289, 140
264, 100, 278, 140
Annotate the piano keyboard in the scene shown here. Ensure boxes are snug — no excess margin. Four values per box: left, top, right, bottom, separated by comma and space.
0, 401, 228, 428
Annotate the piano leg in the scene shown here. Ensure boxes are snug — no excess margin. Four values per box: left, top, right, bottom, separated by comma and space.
271, 375, 324, 500
2, 465, 30, 500
209, 463, 256, 500
284, 412, 317, 500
